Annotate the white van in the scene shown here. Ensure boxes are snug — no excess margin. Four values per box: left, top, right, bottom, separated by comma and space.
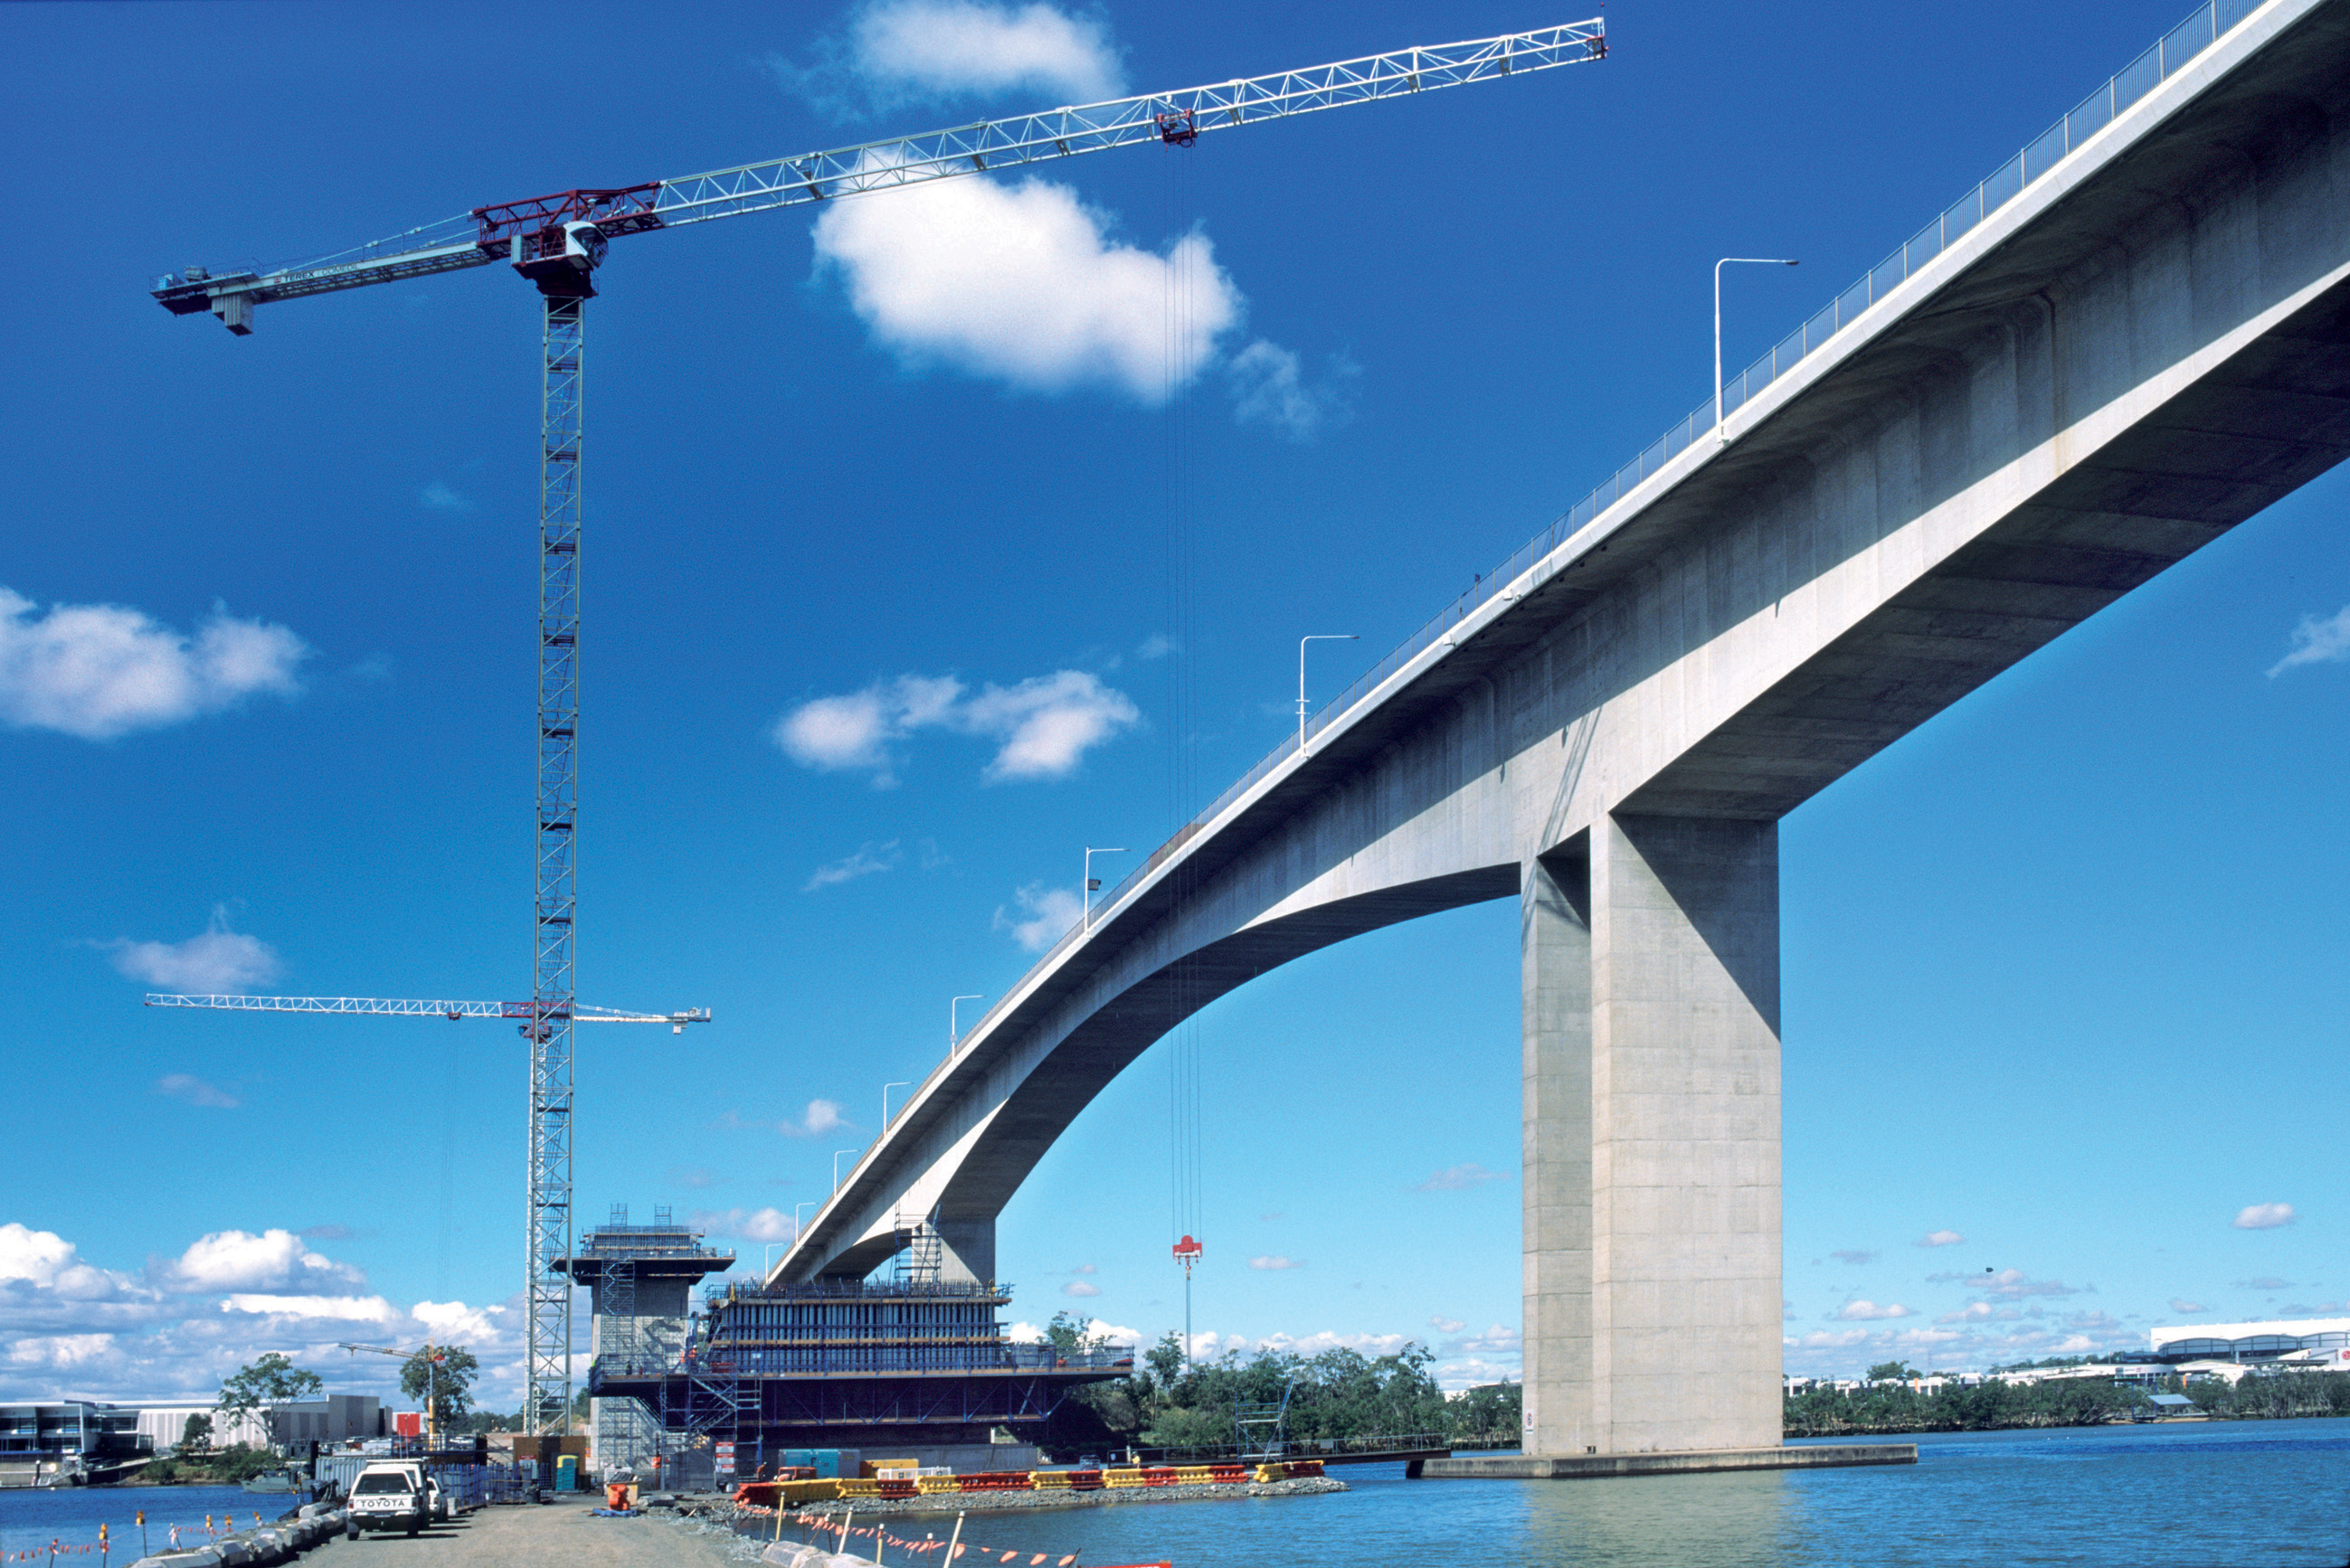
345, 1460, 431, 1537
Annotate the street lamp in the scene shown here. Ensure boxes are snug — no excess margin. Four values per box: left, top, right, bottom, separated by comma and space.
882, 1081, 911, 1129
833, 1148, 861, 1192
793, 1200, 815, 1235
1297, 635, 1358, 756
1083, 847, 1126, 932
1716, 257, 1798, 444
950, 995, 982, 1053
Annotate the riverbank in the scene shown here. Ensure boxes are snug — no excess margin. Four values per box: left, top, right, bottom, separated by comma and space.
744, 1473, 1346, 1522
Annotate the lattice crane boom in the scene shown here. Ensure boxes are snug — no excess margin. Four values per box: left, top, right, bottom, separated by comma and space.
150, 22, 1604, 330
147, 17, 1606, 1440
144, 994, 712, 1030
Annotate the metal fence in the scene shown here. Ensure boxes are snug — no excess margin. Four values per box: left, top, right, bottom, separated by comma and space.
952, 0, 2271, 1034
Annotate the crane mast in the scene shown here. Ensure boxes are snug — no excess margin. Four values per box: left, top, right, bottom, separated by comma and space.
148, 19, 1605, 1440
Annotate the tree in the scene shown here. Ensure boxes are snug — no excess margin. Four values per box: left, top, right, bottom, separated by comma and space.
179, 1412, 213, 1456
400, 1345, 479, 1428
1866, 1361, 1918, 1383
218, 1353, 322, 1445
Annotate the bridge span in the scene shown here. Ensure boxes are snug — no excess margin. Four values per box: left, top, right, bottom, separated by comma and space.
778, 0, 2350, 1462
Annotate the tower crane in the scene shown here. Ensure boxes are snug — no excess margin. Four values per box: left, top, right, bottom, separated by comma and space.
148, 20, 1606, 1438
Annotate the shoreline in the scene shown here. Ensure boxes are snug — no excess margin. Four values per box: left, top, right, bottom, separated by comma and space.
711, 1475, 1347, 1526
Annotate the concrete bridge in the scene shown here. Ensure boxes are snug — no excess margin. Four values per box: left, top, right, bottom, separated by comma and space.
777, 0, 2350, 1461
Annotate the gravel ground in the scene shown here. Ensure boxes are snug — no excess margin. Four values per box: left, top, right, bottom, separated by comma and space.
317, 1497, 755, 1568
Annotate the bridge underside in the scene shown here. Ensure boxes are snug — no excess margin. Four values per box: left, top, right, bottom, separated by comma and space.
790, 0, 2350, 1467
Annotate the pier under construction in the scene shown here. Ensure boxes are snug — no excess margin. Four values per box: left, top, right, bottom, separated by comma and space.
569, 1212, 1129, 1470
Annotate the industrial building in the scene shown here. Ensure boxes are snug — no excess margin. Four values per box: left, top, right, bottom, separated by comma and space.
577, 1209, 1129, 1471
2147, 1318, 2350, 1365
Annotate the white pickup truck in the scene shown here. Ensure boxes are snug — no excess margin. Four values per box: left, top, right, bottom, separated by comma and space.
345, 1460, 441, 1537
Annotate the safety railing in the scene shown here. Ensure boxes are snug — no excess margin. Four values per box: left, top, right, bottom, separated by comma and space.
964, 0, 2270, 1019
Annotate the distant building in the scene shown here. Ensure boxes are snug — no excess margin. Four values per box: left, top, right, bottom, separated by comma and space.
0, 1402, 153, 1484
131, 1395, 387, 1456
2147, 1318, 2350, 1365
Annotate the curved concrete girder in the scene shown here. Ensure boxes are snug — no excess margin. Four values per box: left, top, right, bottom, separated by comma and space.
813, 864, 1517, 1280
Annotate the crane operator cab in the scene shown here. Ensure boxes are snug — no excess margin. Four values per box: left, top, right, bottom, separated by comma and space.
512, 221, 609, 299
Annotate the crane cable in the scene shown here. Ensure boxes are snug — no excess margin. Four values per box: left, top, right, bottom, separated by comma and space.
1162, 144, 1206, 1270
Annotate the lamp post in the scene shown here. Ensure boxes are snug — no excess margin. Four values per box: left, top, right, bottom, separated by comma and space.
834, 1148, 861, 1192
793, 1201, 815, 1236
1716, 257, 1798, 443
882, 1081, 911, 1129
1297, 635, 1358, 757
1083, 847, 1126, 932
949, 995, 982, 1053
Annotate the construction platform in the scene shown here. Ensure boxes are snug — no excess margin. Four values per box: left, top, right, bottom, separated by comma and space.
1419, 1443, 1917, 1479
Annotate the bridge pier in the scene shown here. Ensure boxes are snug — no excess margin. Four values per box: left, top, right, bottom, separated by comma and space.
1522, 815, 1781, 1457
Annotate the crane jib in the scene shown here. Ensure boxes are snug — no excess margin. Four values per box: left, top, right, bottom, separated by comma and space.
147, 19, 1604, 330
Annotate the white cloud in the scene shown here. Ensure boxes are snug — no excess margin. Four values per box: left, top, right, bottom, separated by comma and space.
2167, 1299, 2209, 1314
1830, 1249, 1879, 1266
1834, 1299, 1911, 1321
963, 671, 1142, 780
1006, 1317, 1141, 1346
1428, 1315, 1465, 1335
2232, 1276, 2295, 1290
1915, 1230, 1965, 1248
0, 587, 308, 741
162, 1229, 365, 1295
107, 906, 280, 994
419, 482, 475, 514
993, 882, 1082, 952
6, 1334, 119, 1373
0, 1220, 537, 1407
1227, 340, 1356, 441
791, 1100, 849, 1138
1060, 1280, 1101, 1298
776, 669, 1137, 785
813, 170, 1241, 405
2232, 1203, 2296, 1230
1954, 1269, 2081, 1300
852, 0, 1123, 103
155, 1073, 239, 1110
1136, 634, 1178, 661
2267, 605, 2350, 675
690, 1207, 798, 1244
1248, 1255, 1303, 1271
220, 1294, 398, 1322
804, 841, 902, 892
1411, 1163, 1508, 1193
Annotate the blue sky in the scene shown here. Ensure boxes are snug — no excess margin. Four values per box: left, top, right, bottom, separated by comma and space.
2, 0, 2343, 1409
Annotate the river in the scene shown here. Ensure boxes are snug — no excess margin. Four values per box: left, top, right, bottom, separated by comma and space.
5, 1422, 2346, 1565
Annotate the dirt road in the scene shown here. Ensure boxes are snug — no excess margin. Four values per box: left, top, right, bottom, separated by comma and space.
329, 1498, 753, 1568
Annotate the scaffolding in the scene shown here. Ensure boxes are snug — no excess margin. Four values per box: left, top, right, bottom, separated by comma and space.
558, 1207, 734, 1473
590, 1274, 1132, 1460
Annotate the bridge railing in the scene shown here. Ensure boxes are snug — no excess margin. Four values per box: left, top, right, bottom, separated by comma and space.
955, 0, 2270, 1049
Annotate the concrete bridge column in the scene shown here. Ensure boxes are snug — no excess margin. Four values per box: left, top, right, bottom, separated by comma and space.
1523, 814, 1782, 1456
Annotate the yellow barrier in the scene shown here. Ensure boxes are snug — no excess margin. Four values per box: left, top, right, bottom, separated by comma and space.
1029, 1471, 1071, 1489
914, 1475, 961, 1495
1101, 1468, 1145, 1489
1173, 1466, 1217, 1486
1252, 1464, 1287, 1483
775, 1479, 845, 1506
835, 1478, 881, 1498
